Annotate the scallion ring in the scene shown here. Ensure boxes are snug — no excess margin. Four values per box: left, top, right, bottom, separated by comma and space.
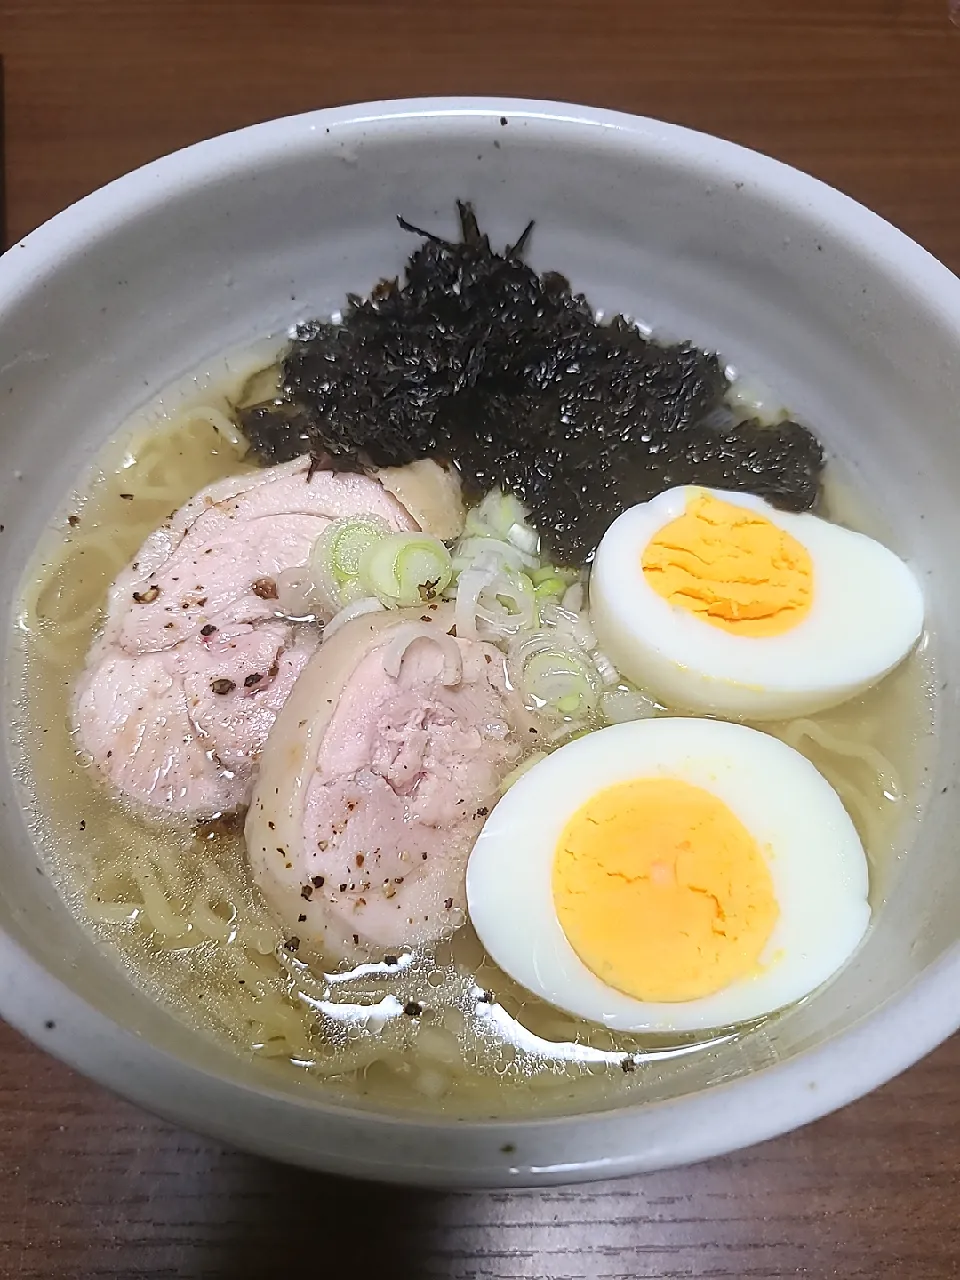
359, 533, 453, 608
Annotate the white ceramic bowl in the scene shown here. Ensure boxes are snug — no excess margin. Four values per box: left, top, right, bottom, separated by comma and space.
2, 98, 959, 1186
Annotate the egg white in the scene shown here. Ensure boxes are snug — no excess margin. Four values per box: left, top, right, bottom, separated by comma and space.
466, 718, 870, 1033
589, 486, 925, 720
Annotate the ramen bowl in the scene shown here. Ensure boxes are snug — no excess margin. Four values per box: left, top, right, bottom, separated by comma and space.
1, 98, 959, 1186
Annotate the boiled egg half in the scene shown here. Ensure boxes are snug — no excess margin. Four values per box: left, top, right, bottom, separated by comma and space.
466, 718, 870, 1032
590, 486, 924, 719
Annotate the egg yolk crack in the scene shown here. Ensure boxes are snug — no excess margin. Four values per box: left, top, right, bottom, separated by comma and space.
641, 490, 813, 637
552, 777, 779, 1002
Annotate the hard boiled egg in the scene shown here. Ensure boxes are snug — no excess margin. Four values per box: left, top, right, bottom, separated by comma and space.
466, 718, 870, 1032
589, 486, 924, 719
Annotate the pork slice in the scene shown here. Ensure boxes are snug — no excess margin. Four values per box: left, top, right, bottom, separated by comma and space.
246, 612, 523, 961
108, 457, 416, 655
75, 623, 319, 818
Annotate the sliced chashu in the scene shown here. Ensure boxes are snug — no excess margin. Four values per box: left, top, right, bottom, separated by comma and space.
76, 621, 319, 816
375, 459, 465, 541
246, 608, 524, 962
75, 457, 439, 820
106, 456, 417, 656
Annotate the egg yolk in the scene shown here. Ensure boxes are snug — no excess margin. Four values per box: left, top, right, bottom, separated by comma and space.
641, 490, 813, 637
552, 778, 779, 1002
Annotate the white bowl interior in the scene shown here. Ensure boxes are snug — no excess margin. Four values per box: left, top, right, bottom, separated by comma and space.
1, 101, 959, 1183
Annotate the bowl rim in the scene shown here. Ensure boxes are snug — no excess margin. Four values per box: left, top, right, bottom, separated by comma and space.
2, 95, 960, 1186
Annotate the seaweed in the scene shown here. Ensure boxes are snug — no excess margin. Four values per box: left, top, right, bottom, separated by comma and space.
240, 203, 824, 562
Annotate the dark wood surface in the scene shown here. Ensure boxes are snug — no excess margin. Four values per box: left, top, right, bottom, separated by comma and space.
2, 1, 960, 1276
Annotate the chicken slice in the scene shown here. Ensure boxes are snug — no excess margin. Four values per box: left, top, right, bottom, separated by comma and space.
246, 610, 524, 961
76, 458, 418, 819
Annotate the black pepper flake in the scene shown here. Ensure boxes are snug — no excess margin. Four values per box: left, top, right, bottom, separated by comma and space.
79, 820, 86, 831
44, 1020, 56, 1030
474, 806, 489, 819
621, 1057, 637, 1074
484, 653, 492, 663
211, 678, 236, 695
298, 913, 307, 923
384, 955, 398, 965
132, 585, 160, 604
352, 933, 359, 945
317, 840, 328, 852
251, 577, 279, 600
119, 492, 134, 500
300, 884, 313, 900
67, 514, 80, 527
244, 672, 262, 687
403, 1001, 423, 1017
500, 1142, 516, 1154
444, 897, 453, 910
268, 820, 275, 830
421, 852, 428, 860
311, 875, 325, 888
339, 883, 347, 893
529, 726, 538, 734
477, 990, 492, 1004
283, 936, 301, 952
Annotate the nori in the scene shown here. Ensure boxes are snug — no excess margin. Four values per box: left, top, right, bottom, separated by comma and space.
240, 203, 824, 562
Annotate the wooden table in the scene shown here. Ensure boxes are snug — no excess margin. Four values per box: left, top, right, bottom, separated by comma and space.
2, 2, 960, 1275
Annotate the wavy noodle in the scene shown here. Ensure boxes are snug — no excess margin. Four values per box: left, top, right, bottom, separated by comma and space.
185, 405, 248, 449
781, 717, 901, 800
778, 715, 903, 855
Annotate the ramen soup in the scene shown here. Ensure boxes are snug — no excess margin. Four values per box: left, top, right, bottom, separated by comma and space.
10, 211, 932, 1116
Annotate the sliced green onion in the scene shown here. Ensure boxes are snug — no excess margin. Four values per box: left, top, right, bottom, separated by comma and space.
530, 564, 579, 587
506, 521, 539, 556
322, 517, 391, 584
467, 489, 529, 538
309, 516, 392, 608
452, 536, 538, 573
359, 533, 453, 608
520, 648, 600, 720
495, 571, 535, 615
533, 576, 566, 601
